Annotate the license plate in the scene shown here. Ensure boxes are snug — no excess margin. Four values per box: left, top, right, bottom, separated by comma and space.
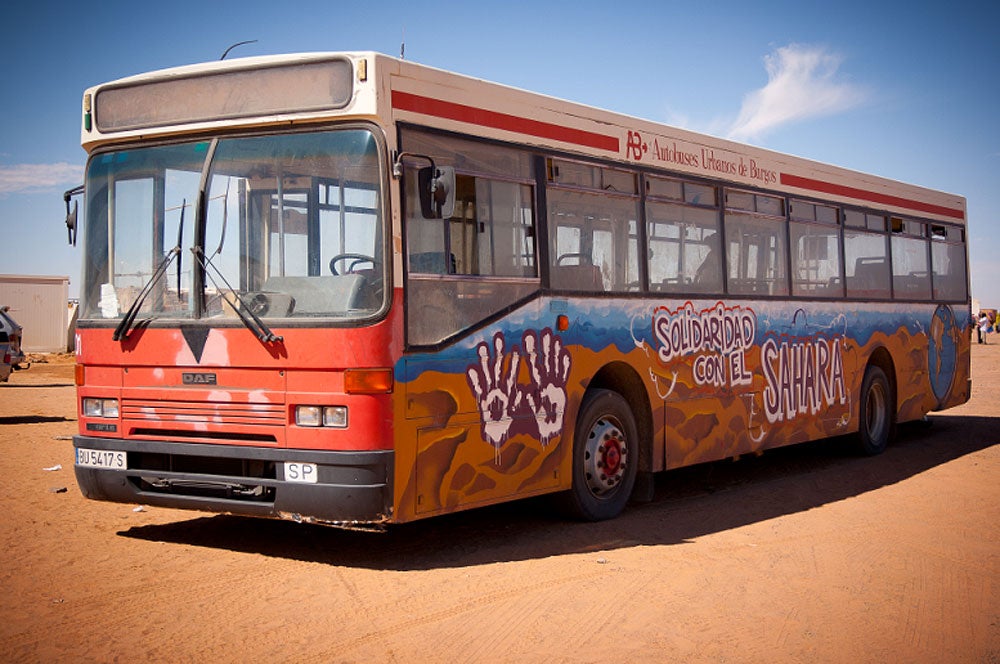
284, 462, 318, 483
76, 448, 127, 470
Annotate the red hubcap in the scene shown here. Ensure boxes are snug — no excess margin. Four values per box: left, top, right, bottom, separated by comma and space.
602, 438, 622, 475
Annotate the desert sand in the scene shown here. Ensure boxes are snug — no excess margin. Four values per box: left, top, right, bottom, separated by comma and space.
1, 345, 997, 662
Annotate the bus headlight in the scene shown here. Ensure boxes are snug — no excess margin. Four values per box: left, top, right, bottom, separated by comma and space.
295, 405, 348, 428
83, 398, 119, 418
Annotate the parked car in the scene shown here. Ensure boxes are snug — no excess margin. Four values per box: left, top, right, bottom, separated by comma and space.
1, 306, 27, 382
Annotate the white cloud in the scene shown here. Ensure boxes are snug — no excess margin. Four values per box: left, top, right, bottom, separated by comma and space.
0, 163, 84, 195
727, 44, 867, 142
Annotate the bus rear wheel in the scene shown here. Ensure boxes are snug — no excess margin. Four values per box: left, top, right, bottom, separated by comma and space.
856, 365, 892, 455
561, 389, 638, 521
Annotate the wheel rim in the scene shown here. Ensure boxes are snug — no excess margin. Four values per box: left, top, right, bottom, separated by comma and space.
865, 381, 887, 443
583, 415, 628, 497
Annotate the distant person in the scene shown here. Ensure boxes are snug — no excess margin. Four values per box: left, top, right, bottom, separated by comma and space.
979, 312, 991, 344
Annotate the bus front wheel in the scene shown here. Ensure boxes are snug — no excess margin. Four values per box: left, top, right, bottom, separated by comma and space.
562, 389, 638, 521
856, 365, 892, 455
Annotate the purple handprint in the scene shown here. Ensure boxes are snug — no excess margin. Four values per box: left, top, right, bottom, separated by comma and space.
466, 332, 522, 448
522, 328, 571, 446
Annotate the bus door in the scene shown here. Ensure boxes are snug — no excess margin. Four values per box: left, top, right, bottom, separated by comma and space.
399, 130, 548, 517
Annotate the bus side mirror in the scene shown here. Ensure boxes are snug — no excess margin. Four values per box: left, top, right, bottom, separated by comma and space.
418, 165, 455, 219
65, 202, 78, 246
64, 184, 83, 246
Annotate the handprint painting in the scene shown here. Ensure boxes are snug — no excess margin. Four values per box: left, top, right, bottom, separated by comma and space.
466, 329, 571, 455
399, 323, 574, 517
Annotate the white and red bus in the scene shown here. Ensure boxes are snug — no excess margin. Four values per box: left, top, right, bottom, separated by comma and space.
67, 52, 970, 528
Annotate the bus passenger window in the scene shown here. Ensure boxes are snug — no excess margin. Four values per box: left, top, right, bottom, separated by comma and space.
401, 130, 539, 345
844, 229, 891, 299
724, 214, 788, 296
547, 180, 639, 293
646, 197, 720, 294
789, 200, 842, 297
931, 227, 967, 302
891, 235, 931, 299
406, 174, 538, 344
723, 189, 788, 296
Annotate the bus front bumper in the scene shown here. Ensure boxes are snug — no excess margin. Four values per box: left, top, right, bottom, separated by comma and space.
73, 435, 394, 528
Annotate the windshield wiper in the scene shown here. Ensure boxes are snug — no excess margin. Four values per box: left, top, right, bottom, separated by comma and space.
176, 197, 185, 298
113, 200, 186, 341
193, 177, 282, 345
193, 246, 283, 344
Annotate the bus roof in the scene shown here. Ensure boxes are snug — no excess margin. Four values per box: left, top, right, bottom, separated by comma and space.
80, 51, 966, 225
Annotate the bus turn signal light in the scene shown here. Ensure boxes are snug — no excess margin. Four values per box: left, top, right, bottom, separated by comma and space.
345, 368, 394, 394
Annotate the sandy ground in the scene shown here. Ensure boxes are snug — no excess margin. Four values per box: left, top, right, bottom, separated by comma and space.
0, 346, 997, 663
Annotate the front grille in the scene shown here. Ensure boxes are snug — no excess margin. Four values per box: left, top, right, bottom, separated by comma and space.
122, 398, 285, 425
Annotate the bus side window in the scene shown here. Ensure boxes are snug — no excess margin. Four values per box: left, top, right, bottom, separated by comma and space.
931, 234, 967, 301
844, 243, 890, 299
890, 219, 932, 299
406, 167, 538, 346
644, 177, 721, 295
724, 214, 789, 296
790, 223, 842, 297
546, 185, 639, 293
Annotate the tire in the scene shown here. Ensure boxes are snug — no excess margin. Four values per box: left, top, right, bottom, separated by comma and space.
561, 389, 639, 521
856, 365, 893, 455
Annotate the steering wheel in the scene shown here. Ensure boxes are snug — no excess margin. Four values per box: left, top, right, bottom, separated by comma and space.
329, 253, 378, 275
247, 292, 272, 316
556, 252, 592, 266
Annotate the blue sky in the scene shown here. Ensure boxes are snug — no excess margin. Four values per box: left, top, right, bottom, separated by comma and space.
2, 1, 997, 305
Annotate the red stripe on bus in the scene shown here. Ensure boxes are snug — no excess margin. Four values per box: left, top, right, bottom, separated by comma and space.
392, 90, 620, 153
780, 173, 965, 221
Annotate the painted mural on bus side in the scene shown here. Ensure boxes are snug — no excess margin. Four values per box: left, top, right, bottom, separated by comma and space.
401, 297, 970, 517
465, 327, 571, 454
759, 324, 847, 424
651, 301, 756, 392
642, 300, 848, 425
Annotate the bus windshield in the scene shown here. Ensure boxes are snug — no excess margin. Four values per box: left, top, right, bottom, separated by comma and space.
80, 128, 385, 324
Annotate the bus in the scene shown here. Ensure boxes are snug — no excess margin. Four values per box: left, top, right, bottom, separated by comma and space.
66, 52, 970, 529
